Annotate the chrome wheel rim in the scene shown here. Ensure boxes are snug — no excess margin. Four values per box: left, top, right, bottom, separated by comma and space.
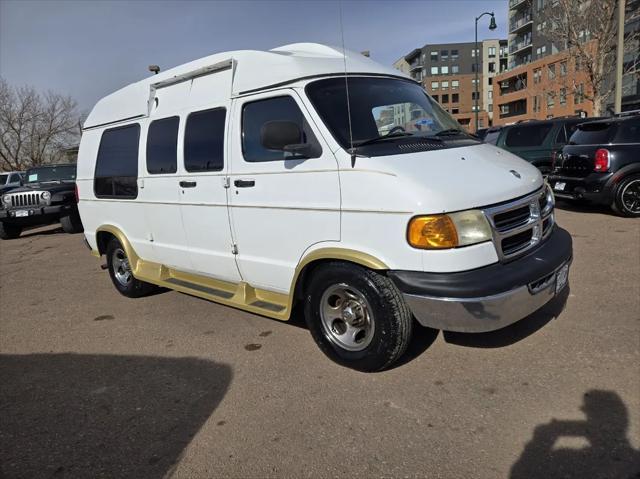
319, 284, 375, 352
112, 247, 133, 287
621, 179, 640, 214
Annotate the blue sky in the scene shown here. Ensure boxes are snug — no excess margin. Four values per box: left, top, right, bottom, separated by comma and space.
0, 0, 507, 112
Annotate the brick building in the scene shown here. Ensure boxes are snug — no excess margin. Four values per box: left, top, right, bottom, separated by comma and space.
492, 49, 594, 125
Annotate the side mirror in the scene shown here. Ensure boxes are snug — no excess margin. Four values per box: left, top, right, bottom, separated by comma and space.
260, 121, 312, 157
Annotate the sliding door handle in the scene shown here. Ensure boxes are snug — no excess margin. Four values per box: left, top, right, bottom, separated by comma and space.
234, 179, 255, 188
179, 181, 197, 188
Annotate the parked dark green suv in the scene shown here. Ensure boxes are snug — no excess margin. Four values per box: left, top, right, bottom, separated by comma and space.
484, 117, 598, 175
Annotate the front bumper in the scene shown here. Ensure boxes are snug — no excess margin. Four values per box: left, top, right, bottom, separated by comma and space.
388, 227, 573, 333
0, 204, 73, 221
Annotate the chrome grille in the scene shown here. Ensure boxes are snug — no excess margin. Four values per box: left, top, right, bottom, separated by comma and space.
484, 186, 555, 262
3, 191, 49, 209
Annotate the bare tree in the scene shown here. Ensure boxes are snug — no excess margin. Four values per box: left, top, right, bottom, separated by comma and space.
0, 78, 82, 171
541, 0, 639, 115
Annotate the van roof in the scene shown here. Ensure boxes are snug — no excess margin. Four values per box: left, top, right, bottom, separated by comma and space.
84, 43, 409, 130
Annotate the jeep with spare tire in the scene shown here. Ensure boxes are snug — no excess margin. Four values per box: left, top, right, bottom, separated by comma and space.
0, 164, 83, 239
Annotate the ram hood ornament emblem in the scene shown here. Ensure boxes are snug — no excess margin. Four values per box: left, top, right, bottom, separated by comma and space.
510, 169, 522, 179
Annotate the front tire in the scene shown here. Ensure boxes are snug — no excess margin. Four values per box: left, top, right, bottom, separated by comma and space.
304, 262, 413, 372
612, 174, 640, 217
0, 222, 22, 240
105, 238, 157, 298
60, 212, 84, 234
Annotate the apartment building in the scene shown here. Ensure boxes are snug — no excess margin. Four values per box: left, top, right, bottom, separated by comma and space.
482, 39, 509, 123
508, 0, 559, 70
492, 49, 594, 125
620, 0, 639, 111
399, 40, 506, 132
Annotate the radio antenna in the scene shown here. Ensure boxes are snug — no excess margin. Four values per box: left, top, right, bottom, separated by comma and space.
339, 1, 356, 167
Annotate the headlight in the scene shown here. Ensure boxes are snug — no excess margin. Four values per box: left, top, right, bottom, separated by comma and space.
407, 209, 492, 249
41, 191, 51, 201
1, 195, 9, 206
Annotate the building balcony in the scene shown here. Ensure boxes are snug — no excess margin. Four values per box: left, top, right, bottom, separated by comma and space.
409, 63, 422, 71
498, 98, 528, 119
509, 37, 533, 54
509, 0, 528, 10
509, 12, 532, 33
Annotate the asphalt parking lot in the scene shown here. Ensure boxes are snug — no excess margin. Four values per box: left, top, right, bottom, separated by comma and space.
1, 204, 639, 479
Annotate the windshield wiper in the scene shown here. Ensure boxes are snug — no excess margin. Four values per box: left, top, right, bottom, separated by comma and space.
354, 131, 416, 148
433, 128, 466, 137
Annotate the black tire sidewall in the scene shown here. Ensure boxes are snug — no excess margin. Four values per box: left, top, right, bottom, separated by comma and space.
0, 222, 22, 239
105, 238, 153, 297
60, 212, 84, 234
304, 263, 409, 372
614, 174, 640, 217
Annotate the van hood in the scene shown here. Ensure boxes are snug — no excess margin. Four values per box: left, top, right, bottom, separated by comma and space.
346, 143, 543, 214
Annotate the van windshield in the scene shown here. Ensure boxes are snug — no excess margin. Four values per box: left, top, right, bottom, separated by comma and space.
306, 77, 471, 155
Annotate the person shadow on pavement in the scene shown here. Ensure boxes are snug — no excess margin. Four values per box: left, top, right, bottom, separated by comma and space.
510, 390, 640, 479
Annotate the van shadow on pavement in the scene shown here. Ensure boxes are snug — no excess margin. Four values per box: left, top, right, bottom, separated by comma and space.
510, 390, 640, 479
0, 353, 232, 478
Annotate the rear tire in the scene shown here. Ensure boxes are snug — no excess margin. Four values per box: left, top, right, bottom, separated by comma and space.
60, 212, 84, 234
105, 238, 157, 298
0, 222, 22, 240
304, 262, 413, 372
612, 174, 640, 217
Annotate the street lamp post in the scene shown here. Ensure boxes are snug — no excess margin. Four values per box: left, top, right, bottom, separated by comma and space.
474, 11, 497, 132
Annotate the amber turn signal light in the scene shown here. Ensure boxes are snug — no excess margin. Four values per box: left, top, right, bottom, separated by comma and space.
407, 215, 459, 249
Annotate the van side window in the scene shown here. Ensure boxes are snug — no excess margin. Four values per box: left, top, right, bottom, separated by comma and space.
94, 124, 140, 199
147, 116, 179, 174
184, 108, 226, 172
242, 96, 321, 162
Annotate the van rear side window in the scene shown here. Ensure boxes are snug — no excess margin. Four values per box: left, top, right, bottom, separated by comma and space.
94, 124, 140, 199
184, 108, 226, 172
147, 116, 179, 174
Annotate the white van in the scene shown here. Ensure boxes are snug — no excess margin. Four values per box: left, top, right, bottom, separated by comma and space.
78, 43, 572, 371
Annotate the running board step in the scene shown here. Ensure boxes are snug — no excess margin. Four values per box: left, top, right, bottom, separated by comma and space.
165, 277, 234, 299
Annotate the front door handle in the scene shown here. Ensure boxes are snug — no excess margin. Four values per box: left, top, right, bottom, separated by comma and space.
179, 181, 197, 188
234, 179, 255, 188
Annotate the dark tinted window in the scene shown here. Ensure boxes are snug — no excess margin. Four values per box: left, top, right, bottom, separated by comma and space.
147, 116, 179, 174
569, 122, 613, 145
504, 124, 553, 147
9, 173, 21, 183
95, 124, 139, 198
184, 108, 225, 172
555, 122, 581, 144
484, 130, 501, 145
614, 119, 640, 143
242, 96, 321, 162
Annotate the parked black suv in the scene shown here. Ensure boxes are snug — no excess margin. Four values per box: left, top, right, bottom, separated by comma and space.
548, 114, 640, 217
0, 164, 83, 239
485, 117, 598, 175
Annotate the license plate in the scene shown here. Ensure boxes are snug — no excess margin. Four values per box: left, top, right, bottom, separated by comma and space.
15, 210, 29, 217
556, 264, 569, 294
554, 182, 566, 191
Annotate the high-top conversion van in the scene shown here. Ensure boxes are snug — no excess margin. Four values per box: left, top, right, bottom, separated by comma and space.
78, 44, 572, 371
